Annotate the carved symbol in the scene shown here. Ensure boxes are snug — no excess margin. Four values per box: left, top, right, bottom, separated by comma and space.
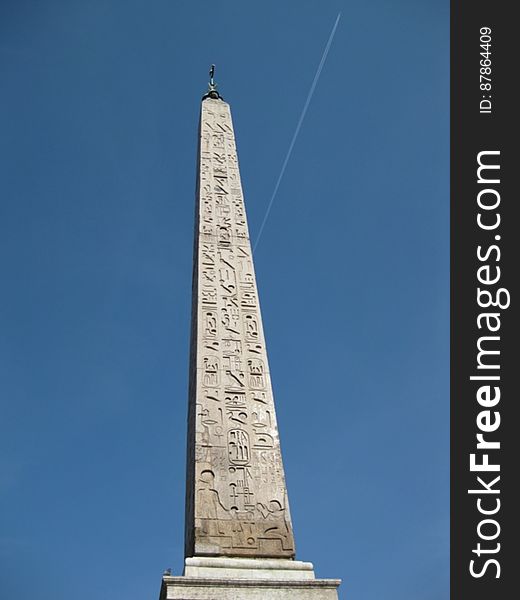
254, 408, 271, 425
225, 392, 246, 407
215, 183, 228, 196
203, 311, 217, 337
197, 405, 224, 445
250, 391, 268, 404
235, 224, 248, 241
217, 217, 232, 245
216, 121, 232, 133
257, 500, 284, 520
256, 500, 293, 550
245, 314, 259, 340
214, 177, 228, 195
222, 302, 240, 335
201, 224, 213, 238
252, 408, 274, 449
204, 339, 219, 352
226, 370, 245, 388
224, 355, 241, 371
204, 389, 221, 403
234, 203, 244, 219
229, 466, 254, 505
219, 249, 235, 271
219, 267, 236, 293
253, 432, 274, 448
203, 356, 219, 386
212, 134, 225, 149
196, 469, 228, 520
228, 429, 250, 465
227, 407, 248, 426
241, 290, 256, 308
229, 483, 239, 504
201, 288, 217, 305
222, 339, 241, 355
202, 199, 213, 223
202, 269, 216, 286
246, 342, 263, 355
248, 358, 265, 389
218, 227, 231, 245
201, 244, 216, 266
216, 202, 231, 217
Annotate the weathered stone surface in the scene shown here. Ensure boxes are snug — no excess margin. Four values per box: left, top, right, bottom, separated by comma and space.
184, 557, 316, 580
185, 97, 295, 558
161, 578, 340, 600
160, 557, 341, 600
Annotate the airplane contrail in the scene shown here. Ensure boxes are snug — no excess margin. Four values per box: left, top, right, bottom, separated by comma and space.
253, 12, 341, 253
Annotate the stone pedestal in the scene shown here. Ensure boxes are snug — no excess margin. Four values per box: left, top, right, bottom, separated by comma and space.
160, 557, 341, 600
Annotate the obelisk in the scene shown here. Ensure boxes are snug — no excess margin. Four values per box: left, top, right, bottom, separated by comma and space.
160, 68, 341, 600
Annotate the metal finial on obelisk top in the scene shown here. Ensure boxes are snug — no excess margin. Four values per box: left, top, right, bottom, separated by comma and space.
202, 64, 222, 100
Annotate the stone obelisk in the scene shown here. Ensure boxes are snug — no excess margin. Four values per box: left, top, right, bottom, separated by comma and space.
160, 68, 341, 600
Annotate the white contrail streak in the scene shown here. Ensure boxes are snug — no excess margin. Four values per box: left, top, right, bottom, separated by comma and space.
253, 12, 341, 253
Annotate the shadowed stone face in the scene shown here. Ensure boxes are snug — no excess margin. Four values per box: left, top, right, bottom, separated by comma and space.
185, 97, 295, 559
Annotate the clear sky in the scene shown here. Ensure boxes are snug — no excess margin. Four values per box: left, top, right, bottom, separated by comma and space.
0, 1, 449, 599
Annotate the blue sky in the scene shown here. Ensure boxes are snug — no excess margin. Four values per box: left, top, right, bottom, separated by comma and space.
0, 1, 449, 599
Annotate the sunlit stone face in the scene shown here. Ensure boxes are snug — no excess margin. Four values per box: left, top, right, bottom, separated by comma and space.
185, 97, 295, 559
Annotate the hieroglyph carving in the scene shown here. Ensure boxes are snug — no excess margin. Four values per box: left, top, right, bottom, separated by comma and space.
186, 97, 295, 558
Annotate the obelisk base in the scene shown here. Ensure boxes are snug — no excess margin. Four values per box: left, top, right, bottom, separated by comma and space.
160, 557, 341, 600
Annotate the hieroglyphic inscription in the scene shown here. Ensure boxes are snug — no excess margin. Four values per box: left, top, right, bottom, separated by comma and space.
187, 97, 295, 558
